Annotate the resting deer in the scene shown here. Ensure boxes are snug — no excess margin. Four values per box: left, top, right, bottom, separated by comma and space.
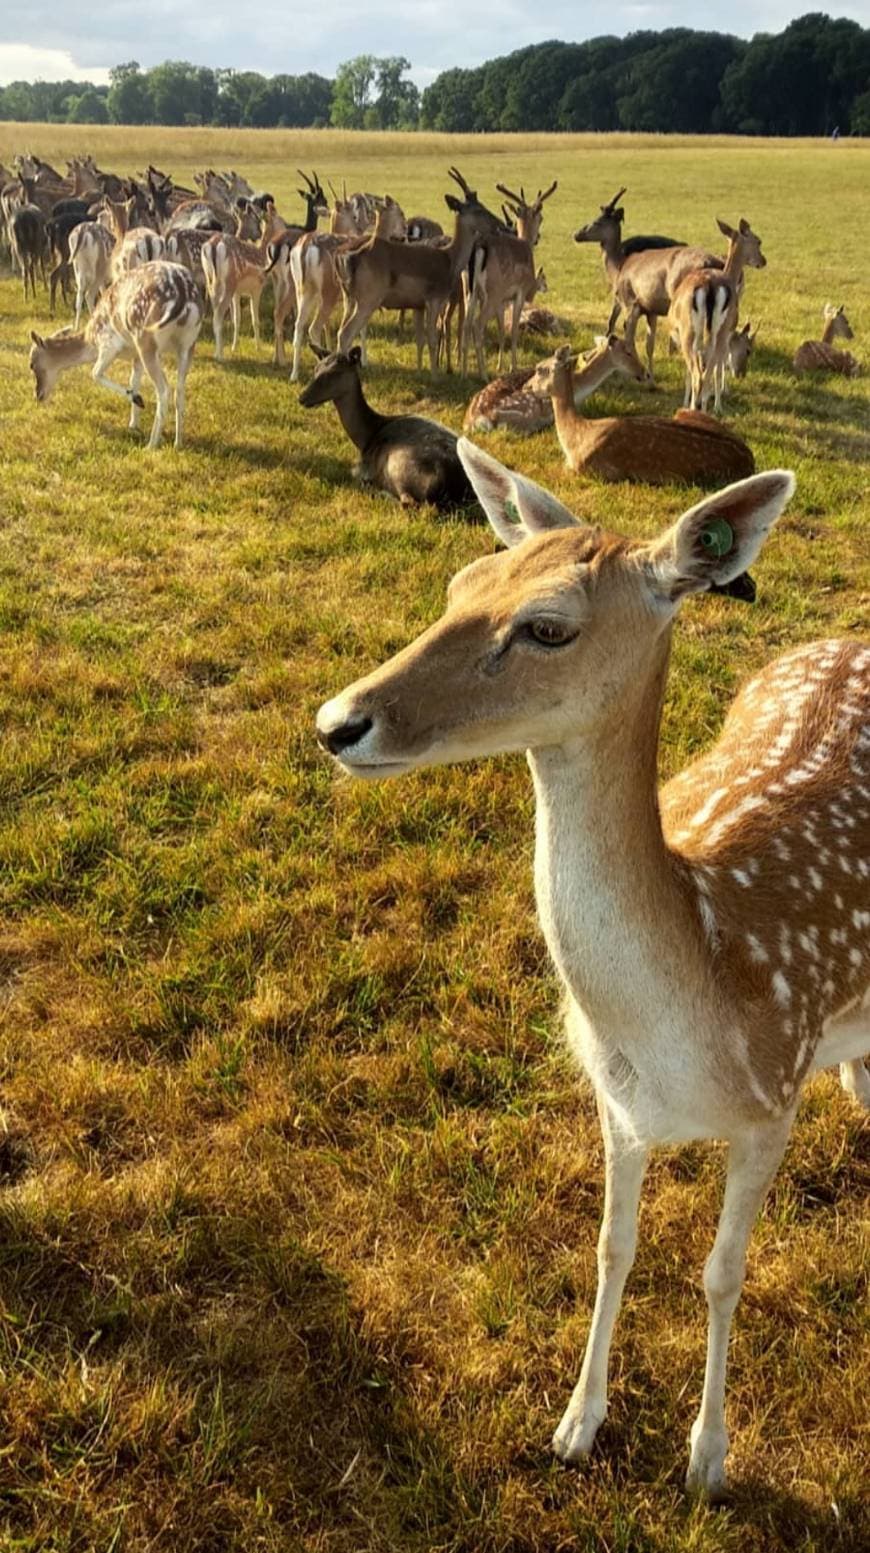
463, 333, 649, 435
316, 444, 869, 1499
667, 218, 766, 413
793, 305, 859, 376
537, 345, 754, 484
336, 168, 505, 375
299, 345, 474, 510
201, 201, 285, 359
462, 180, 558, 376
28, 261, 202, 449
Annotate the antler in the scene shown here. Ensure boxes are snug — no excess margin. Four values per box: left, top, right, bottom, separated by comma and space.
536, 179, 558, 206
297, 168, 315, 191
603, 186, 627, 213
447, 167, 474, 199
495, 182, 524, 209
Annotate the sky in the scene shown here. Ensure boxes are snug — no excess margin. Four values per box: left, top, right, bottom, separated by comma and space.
2, 3, 869, 89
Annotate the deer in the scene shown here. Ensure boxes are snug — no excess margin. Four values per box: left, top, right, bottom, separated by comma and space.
727, 320, 758, 383
28, 261, 203, 450
10, 198, 46, 300
69, 222, 115, 326
463, 333, 649, 435
574, 189, 732, 380
667, 219, 766, 414
201, 202, 286, 359
793, 305, 859, 376
299, 345, 475, 511
316, 442, 869, 1500
462, 180, 558, 377
536, 345, 755, 485
107, 196, 166, 279
336, 168, 506, 375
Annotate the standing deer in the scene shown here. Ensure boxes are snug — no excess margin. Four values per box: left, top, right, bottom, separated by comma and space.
336, 168, 505, 375
462, 180, 557, 376
28, 261, 203, 449
316, 444, 869, 1499
69, 222, 115, 327
667, 218, 766, 413
201, 202, 285, 358
793, 305, 859, 376
107, 196, 166, 279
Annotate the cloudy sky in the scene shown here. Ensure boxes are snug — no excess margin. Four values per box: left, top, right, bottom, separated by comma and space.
2, 3, 869, 88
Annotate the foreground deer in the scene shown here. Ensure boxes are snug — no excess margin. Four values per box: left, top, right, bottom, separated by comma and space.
28, 261, 202, 449
316, 446, 869, 1497
667, 218, 766, 413
463, 333, 649, 435
793, 304, 859, 376
537, 346, 754, 484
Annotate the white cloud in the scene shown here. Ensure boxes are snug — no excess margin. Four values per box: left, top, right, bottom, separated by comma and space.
0, 43, 111, 86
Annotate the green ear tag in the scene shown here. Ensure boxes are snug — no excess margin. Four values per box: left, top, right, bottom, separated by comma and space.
505, 498, 520, 524
700, 517, 734, 559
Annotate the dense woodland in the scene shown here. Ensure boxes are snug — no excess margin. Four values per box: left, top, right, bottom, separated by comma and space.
1, 14, 869, 135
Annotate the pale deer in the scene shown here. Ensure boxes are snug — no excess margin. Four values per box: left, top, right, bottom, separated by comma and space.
463, 333, 649, 435
29, 261, 203, 449
536, 345, 754, 484
336, 168, 505, 375
201, 202, 286, 359
107, 196, 166, 279
667, 218, 766, 413
793, 304, 859, 376
69, 222, 115, 326
299, 345, 474, 510
316, 444, 869, 1498
462, 181, 557, 376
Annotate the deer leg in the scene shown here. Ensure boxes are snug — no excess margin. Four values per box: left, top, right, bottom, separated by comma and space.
211, 296, 226, 361
413, 309, 425, 372
127, 358, 145, 432
644, 315, 658, 379
273, 281, 293, 367
135, 336, 170, 450
425, 302, 440, 376
290, 290, 316, 381
229, 294, 241, 353
606, 299, 621, 334
91, 338, 135, 412
687, 1116, 792, 1499
552, 1094, 648, 1463
174, 340, 194, 449
509, 296, 522, 373
337, 300, 367, 356
249, 291, 261, 350
74, 276, 85, 329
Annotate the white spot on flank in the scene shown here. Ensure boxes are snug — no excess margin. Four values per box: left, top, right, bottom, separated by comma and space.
772, 970, 792, 1007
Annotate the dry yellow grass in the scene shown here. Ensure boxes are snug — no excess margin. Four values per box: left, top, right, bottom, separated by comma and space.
0, 127, 867, 1552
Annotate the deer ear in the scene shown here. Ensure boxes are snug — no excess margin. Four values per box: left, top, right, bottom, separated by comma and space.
457, 439, 582, 549
348, 346, 363, 366
30, 330, 44, 348
645, 471, 795, 604
716, 217, 736, 239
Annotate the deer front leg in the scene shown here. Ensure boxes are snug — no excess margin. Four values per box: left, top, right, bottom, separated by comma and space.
553, 1095, 648, 1462
686, 1117, 791, 1500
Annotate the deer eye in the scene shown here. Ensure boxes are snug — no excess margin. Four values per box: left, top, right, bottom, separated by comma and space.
525, 618, 577, 647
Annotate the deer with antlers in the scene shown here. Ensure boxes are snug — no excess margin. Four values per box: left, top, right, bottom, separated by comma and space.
201, 201, 286, 359
336, 168, 505, 375
316, 443, 869, 1499
28, 261, 203, 449
462, 179, 557, 377
667, 218, 766, 413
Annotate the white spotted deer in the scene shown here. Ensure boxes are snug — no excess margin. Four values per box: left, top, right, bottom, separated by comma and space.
793, 304, 859, 376
107, 195, 166, 279
316, 445, 869, 1499
201, 201, 285, 359
29, 261, 202, 449
667, 218, 766, 413
69, 221, 115, 326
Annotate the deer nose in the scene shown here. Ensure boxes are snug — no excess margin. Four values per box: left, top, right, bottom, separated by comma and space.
317, 714, 373, 756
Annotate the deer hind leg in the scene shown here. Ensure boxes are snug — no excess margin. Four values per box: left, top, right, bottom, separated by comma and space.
552, 1094, 648, 1463
248, 290, 261, 350
687, 1116, 792, 1500
173, 339, 195, 449
127, 358, 145, 432
815, 992, 870, 1106
135, 335, 170, 450
413, 309, 425, 372
509, 296, 523, 373
290, 288, 317, 382
425, 301, 440, 376
229, 294, 241, 353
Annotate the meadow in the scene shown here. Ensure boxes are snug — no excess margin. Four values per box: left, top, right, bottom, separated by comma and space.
0, 126, 868, 1552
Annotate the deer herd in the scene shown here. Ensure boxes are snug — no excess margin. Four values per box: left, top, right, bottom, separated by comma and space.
4, 149, 869, 1503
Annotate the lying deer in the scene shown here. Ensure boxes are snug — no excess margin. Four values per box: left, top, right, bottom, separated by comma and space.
793, 304, 859, 376
299, 345, 474, 510
537, 344, 754, 484
667, 218, 766, 413
29, 260, 202, 449
463, 333, 649, 435
316, 445, 869, 1499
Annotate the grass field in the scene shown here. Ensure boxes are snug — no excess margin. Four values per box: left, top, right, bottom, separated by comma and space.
0, 126, 868, 1552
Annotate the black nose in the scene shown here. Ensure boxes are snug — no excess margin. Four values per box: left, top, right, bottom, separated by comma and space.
318, 715, 373, 755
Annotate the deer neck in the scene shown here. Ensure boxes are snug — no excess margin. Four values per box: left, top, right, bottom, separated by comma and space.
527, 638, 700, 1041
722, 237, 744, 287
448, 216, 482, 283
602, 227, 623, 285
549, 365, 597, 460
330, 378, 385, 451
572, 350, 616, 405
821, 317, 840, 345
53, 333, 98, 373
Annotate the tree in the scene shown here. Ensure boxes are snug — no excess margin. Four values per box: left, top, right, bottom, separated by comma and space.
67, 89, 109, 125
107, 61, 151, 124
373, 56, 418, 129
330, 56, 377, 128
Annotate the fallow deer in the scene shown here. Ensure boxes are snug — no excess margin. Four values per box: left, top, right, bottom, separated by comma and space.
462, 180, 557, 376
667, 218, 766, 413
336, 168, 505, 375
284, 197, 406, 377
463, 333, 649, 435
536, 345, 754, 484
573, 187, 690, 369
10, 199, 46, 300
793, 305, 859, 376
316, 445, 869, 1499
29, 261, 203, 449
727, 320, 757, 382
201, 202, 286, 359
69, 221, 115, 327
107, 196, 166, 279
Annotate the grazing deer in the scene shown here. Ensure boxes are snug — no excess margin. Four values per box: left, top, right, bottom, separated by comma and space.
463, 333, 649, 435
536, 345, 754, 484
667, 219, 766, 413
727, 320, 758, 382
201, 202, 285, 359
107, 196, 166, 279
793, 305, 859, 377
69, 222, 115, 326
28, 261, 203, 449
462, 181, 557, 377
336, 168, 505, 375
299, 345, 474, 510
316, 445, 869, 1498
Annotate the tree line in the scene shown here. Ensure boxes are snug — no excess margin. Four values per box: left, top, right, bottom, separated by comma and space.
1, 16, 869, 137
